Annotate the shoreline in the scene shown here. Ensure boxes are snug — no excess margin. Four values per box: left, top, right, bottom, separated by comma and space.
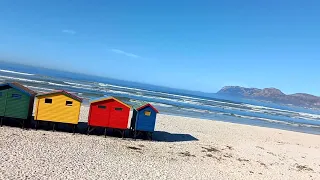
79, 104, 320, 136
1, 66, 320, 135
157, 111, 320, 135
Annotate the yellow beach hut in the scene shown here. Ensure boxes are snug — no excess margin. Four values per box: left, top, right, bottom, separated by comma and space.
34, 90, 83, 133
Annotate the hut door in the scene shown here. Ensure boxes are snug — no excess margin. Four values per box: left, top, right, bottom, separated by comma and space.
91, 104, 110, 127
0, 89, 8, 116
109, 105, 128, 129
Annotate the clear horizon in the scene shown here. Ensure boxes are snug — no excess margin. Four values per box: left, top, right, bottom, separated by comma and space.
1, 1, 319, 95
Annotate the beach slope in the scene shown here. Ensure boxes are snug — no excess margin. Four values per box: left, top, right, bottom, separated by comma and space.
0, 106, 319, 179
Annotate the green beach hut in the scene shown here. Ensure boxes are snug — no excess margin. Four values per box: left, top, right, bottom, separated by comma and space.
0, 82, 36, 127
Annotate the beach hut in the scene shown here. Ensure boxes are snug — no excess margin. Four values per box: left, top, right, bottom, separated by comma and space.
34, 90, 82, 132
87, 96, 132, 137
0, 82, 36, 127
130, 103, 159, 139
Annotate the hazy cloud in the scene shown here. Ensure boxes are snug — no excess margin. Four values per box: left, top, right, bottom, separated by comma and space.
62, 29, 76, 35
110, 48, 140, 58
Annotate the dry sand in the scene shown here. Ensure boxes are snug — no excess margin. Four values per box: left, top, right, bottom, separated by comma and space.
1, 106, 320, 180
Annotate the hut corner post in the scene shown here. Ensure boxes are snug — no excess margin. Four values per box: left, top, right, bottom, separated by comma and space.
34, 120, 39, 130
122, 129, 125, 139
1, 91, 9, 127
87, 126, 90, 135
148, 132, 153, 141
72, 124, 76, 134
133, 130, 137, 140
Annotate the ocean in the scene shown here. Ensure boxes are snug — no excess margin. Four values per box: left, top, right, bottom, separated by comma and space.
1, 61, 320, 135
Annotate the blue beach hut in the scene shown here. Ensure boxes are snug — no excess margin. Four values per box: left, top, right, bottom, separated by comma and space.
130, 103, 159, 139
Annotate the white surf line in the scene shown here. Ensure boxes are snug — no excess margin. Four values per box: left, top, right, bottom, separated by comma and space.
0, 75, 45, 83
245, 104, 320, 118
24, 85, 55, 92
64, 81, 92, 87
0, 69, 35, 76
48, 82, 69, 87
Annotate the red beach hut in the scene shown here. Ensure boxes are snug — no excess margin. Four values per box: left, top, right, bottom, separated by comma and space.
87, 97, 132, 137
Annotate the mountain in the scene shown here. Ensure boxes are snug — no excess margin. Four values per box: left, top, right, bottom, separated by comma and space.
217, 86, 320, 109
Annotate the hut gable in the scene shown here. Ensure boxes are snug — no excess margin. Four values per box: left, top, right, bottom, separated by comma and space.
137, 103, 159, 113
0, 82, 36, 96
36, 90, 82, 102
90, 97, 130, 108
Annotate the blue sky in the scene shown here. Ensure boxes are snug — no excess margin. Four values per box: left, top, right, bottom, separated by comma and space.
0, 1, 319, 95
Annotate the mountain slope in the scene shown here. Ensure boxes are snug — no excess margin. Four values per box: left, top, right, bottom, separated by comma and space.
217, 86, 320, 108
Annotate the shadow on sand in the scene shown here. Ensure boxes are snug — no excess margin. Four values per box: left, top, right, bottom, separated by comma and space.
1, 118, 199, 143
152, 131, 198, 142
0, 117, 25, 128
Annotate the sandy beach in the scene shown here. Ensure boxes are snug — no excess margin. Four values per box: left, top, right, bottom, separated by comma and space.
1, 106, 320, 180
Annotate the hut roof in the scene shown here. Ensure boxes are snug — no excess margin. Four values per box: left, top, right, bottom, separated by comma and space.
124, 101, 147, 110
136, 103, 159, 113
36, 90, 83, 102
124, 101, 159, 113
90, 96, 131, 109
0, 82, 36, 96
90, 96, 159, 112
